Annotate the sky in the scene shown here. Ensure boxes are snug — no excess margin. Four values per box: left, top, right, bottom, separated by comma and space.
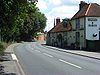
36, 0, 100, 31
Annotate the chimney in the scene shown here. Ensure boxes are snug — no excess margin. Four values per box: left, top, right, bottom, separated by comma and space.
56, 17, 60, 25
79, 1, 87, 10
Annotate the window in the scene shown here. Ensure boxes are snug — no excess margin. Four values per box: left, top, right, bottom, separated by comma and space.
76, 19, 80, 29
62, 19, 67, 27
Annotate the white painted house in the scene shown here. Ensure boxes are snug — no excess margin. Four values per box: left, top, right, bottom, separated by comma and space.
70, 1, 100, 50
47, 1, 100, 50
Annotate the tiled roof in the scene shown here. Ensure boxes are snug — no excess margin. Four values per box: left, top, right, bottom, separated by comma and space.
72, 3, 100, 19
48, 22, 71, 33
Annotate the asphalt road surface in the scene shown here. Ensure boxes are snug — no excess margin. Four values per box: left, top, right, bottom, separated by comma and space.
14, 42, 100, 75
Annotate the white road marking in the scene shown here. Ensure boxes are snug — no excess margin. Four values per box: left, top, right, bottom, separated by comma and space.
16, 61, 26, 75
43, 53, 53, 58
35, 50, 41, 53
32, 49, 34, 50
59, 59, 82, 69
11, 54, 25, 75
11, 54, 18, 62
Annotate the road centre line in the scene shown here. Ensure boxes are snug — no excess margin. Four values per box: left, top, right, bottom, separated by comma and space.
59, 59, 82, 69
35, 50, 41, 53
43, 53, 53, 58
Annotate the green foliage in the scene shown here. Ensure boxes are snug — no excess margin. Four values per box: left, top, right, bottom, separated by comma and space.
0, 42, 4, 53
14, 2, 47, 41
0, 0, 47, 42
0, 0, 19, 42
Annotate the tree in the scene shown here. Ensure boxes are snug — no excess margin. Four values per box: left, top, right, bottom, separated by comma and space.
0, 0, 19, 42
0, 0, 47, 42
13, 2, 47, 41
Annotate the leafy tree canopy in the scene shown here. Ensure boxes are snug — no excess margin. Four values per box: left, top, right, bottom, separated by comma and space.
0, 0, 47, 42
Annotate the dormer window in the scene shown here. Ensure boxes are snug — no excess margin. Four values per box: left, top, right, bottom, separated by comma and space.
62, 18, 68, 27
63, 21, 67, 27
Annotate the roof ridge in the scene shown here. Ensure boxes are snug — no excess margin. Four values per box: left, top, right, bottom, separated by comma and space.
85, 3, 91, 16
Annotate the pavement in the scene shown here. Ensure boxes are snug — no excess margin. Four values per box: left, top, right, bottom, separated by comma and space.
0, 43, 25, 75
44, 45, 100, 60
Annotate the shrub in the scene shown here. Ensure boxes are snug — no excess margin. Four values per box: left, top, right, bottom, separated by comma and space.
0, 42, 4, 53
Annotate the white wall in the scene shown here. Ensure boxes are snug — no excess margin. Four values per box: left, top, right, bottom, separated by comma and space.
86, 17, 100, 40
67, 31, 75, 46
80, 17, 85, 29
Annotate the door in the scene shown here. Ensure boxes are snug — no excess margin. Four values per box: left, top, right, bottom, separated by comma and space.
75, 32, 80, 48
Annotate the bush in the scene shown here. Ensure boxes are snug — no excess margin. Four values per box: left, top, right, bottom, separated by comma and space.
0, 42, 4, 53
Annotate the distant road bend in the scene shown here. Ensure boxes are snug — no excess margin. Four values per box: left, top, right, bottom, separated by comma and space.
14, 42, 100, 75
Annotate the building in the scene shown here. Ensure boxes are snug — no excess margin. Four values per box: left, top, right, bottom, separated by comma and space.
35, 32, 45, 41
71, 1, 100, 50
46, 18, 72, 48
46, 1, 100, 50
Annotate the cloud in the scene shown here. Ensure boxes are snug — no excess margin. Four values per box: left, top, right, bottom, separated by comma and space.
44, 15, 55, 31
44, 5, 79, 31
37, 0, 100, 31
49, 0, 62, 6
47, 5, 78, 18
36, 0, 47, 11
92, 0, 100, 4
74, 0, 100, 4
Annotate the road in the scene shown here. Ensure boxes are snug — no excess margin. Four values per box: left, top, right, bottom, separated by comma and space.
14, 42, 100, 75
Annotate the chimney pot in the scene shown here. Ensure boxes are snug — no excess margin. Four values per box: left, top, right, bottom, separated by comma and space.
79, 1, 87, 10
56, 17, 60, 25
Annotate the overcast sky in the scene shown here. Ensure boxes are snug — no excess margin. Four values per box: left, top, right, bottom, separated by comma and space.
36, 0, 100, 31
